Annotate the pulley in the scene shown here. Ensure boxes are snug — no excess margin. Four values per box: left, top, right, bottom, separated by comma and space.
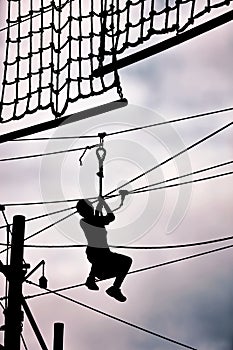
96, 133, 107, 198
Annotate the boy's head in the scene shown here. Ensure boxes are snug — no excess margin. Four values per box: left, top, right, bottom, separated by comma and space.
76, 199, 94, 218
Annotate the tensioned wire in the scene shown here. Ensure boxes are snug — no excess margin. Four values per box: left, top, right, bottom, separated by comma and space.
22, 242, 233, 300
6, 106, 233, 142
104, 120, 233, 198
24, 280, 197, 350
1, 159, 233, 208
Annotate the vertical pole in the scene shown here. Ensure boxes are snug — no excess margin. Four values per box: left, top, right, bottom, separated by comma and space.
99, 164, 103, 197
53, 323, 64, 350
4, 215, 25, 350
22, 298, 48, 350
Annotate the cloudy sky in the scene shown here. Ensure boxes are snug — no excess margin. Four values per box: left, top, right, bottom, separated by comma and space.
0, 1, 233, 350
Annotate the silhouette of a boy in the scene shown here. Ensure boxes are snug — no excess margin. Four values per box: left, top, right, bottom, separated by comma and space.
76, 197, 132, 302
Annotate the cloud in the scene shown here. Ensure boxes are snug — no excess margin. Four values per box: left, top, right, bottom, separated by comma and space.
122, 19, 233, 115
0, 3, 232, 350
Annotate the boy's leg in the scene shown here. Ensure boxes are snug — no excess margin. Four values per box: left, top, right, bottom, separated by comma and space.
106, 254, 132, 302
85, 264, 99, 290
113, 255, 132, 288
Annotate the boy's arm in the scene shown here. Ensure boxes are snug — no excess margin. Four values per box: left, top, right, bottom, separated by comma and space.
98, 197, 115, 223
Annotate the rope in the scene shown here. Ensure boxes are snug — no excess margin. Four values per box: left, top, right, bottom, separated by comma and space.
129, 171, 233, 196
23, 242, 233, 300
105, 120, 233, 198
0, 206, 76, 231
6, 106, 233, 142
0, 144, 98, 162
0, 0, 119, 122
21, 335, 29, 350
11, 135, 97, 141
1, 1, 232, 122
0, 165, 233, 209
0, 210, 77, 255
25, 210, 76, 241
2, 197, 95, 207
25, 206, 76, 223
20, 233, 233, 249
106, 106, 233, 137
25, 281, 197, 350
127, 159, 233, 194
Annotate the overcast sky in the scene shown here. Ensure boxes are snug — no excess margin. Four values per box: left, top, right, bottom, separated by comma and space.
0, 1, 233, 350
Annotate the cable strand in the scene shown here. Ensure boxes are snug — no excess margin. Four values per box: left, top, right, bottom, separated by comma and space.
25, 280, 197, 350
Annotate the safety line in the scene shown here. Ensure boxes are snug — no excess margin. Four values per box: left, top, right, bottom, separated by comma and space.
12, 135, 98, 141
21, 334, 29, 350
25, 210, 77, 241
25, 280, 197, 350
8, 106, 233, 142
130, 171, 233, 195
127, 159, 233, 193
2, 168, 232, 208
0, 144, 98, 162
23, 242, 233, 300
20, 233, 233, 249
105, 120, 233, 197
0, 210, 77, 255
106, 106, 233, 137
0, 206, 76, 231
0, 232, 232, 250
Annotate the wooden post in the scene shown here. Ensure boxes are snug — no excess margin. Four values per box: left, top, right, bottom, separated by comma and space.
53, 323, 64, 350
4, 215, 25, 350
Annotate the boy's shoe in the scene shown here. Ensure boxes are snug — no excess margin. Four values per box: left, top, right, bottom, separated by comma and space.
85, 277, 99, 290
106, 286, 127, 302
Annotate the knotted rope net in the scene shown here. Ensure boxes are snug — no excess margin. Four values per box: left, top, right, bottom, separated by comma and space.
0, 0, 232, 122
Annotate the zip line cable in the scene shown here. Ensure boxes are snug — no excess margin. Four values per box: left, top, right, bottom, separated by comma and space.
20, 233, 233, 249
1, 166, 232, 208
0, 117, 232, 205
12, 135, 98, 141
2, 196, 96, 207
21, 334, 29, 350
26, 206, 76, 224
0, 0, 75, 34
131, 243, 233, 275
102, 170, 233, 201
126, 159, 233, 194
0, 232, 233, 250
105, 120, 233, 198
129, 171, 233, 196
7, 106, 233, 142
25, 210, 76, 241
25, 281, 197, 350
0, 3, 55, 33
23, 241, 233, 300
0, 143, 98, 162
0, 206, 76, 231
0, 210, 77, 255
106, 106, 233, 137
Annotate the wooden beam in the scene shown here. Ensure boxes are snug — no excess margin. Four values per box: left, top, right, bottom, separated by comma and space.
0, 99, 128, 144
93, 9, 233, 76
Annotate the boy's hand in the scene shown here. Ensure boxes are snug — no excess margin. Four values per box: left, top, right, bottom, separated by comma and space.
98, 196, 105, 204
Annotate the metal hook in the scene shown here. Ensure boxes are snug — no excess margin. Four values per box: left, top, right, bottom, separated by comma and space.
79, 146, 91, 166
112, 189, 129, 212
98, 132, 107, 144
96, 146, 106, 165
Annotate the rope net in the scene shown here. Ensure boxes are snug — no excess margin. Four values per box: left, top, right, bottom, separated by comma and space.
0, 0, 232, 123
